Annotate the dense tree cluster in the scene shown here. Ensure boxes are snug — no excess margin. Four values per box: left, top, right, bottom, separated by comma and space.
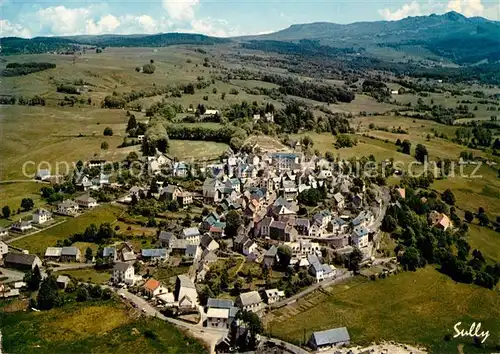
1, 62, 56, 77
385, 188, 499, 289
56, 222, 116, 247
56, 84, 80, 95
165, 124, 247, 151
261, 74, 355, 103
362, 79, 391, 102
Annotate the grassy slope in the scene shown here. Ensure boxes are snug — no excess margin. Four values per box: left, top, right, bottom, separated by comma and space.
0, 182, 44, 227
0, 301, 206, 354
11, 203, 124, 254
59, 268, 111, 284
268, 267, 500, 353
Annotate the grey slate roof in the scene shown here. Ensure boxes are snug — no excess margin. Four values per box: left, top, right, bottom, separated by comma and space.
103, 247, 116, 257
311, 327, 350, 346
114, 262, 132, 272
61, 247, 79, 256
159, 231, 175, 242
207, 298, 234, 309
141, 249, 167, 258
177, 274, 195, 289
4, 252, 38, 266
237, 291, 262, 306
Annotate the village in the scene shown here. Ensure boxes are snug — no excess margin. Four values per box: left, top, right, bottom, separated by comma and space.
1, 140, 457, 353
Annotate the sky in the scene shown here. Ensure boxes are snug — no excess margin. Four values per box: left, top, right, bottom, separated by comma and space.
1, 0, 499, 38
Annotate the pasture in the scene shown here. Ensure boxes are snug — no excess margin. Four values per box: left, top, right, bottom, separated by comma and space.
10, 203, 124, 254
0, 105, 141, 180
0, 182, 45, 227
0, 301, 206, 353
59, 268, 111, 284
267, 267, 500, 353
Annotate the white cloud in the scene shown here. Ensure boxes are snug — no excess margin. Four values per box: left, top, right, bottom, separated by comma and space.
0, 19, 32, 37
378, 1, 422, 21
187, 18, 239, 37
162, 0, 199, 22
447, 0, 484, 17
85, 15, 121, 35
379, 0, 499, 21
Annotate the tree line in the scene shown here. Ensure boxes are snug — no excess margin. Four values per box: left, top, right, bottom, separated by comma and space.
1, 62, 56, 77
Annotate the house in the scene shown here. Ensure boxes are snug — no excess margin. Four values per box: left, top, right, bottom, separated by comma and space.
91, 174, 110, 188
207, 298, 234, 310
45, 246, 62, 260
352, 210, 373, 228
75, 195, 98, 208
204, 109, 220, 116
32, 208, 52, 224
56, 275, 70, 289
185, 244, 201, 260
209, 222, 226, 239
330, 217, 348, 235
429, 211, 451, 231
242, 238, 258, 256
200, 234, 219, 252
36, 169, 51, 181
175, 275, 198, 307
396, 188, 406, 199
263, 245, 279, 268
173, 162, 188, 178
307, 254, 335, 282
156, 292, 176, 306
235, 291, 263, 312
141, 249, 168, 262
206, 308, 230, 329
351, 226, 369, 248
177, 191, 193, 207
118, 243, 137, 262
161, 185, 183, 201
203, 178, 224, 203
0, 227, 8, 239
113, 262, 135, 286
87, 159, 106, 168
102, 247, 117, 263
308, 327, 351, 350
351, 194, 363, 209
159, 231, 176, 248
180, 227, 201, 245
10, 220, 33, 233
61, 247, 81, 262
333, 193, 345, 210
143, 279, 168, 298
0, 241, 8, 260
294, 218, 310, 236
4, 252, 42, 270
270, 153, 300, 171
265, 288, 285, 304
57, 199, 79, 215
75, 174, 93, 191
200, 249, 218, 264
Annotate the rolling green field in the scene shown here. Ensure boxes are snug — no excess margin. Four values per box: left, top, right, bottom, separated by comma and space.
0, 105, 141, 180
59, 268, 111, 284
268, 267, 500, 353
11, 203, 124, 254
0, 182, 45, 227
0, 301, 206, 354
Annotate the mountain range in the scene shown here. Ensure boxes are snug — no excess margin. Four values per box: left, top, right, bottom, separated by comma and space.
1, 12, 499, 65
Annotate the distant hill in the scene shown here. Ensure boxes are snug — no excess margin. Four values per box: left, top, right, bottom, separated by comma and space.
239, 12, 500, 64
0, 33, 230, 55
2, 12, 499, 64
